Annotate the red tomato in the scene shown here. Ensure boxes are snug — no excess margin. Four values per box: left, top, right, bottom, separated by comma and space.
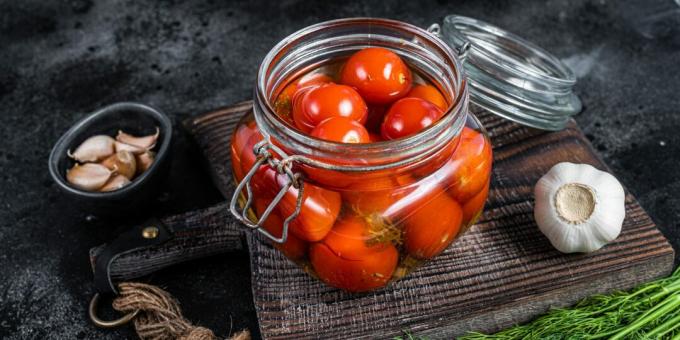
461, 181, 490, 226
341, 175, 413, 216
445, 127, 493, 202
403, 188, 463, 259
292, 83, 367, 133
297, 73, 334, 89
381, 97, 445, 140
310, 117, 370, 143
236, 132, 276, 200
253, 199, 308, 260
230, 120, 259, 182
291, 86, 317, 132
340, 47, 412, 104
310, 214, 398, 292
274, 73, 333, 124
407, 84, 448, 111
411, 134, 461, 179
274, 172, 342, 242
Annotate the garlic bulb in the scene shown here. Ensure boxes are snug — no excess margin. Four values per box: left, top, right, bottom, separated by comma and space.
67, 135, 116, 162
534, 162, 625, 253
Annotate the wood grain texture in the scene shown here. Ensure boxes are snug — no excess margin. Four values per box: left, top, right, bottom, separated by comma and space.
181, 101, 675, 339
89, 202, 245, 281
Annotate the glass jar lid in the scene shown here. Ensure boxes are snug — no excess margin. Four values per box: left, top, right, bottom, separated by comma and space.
434, 15, 582, 131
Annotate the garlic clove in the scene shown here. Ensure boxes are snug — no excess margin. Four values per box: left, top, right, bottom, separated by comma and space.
534, 162, 625, 253
116, 127, 159, 149
114, 141, 147, 154
67, 135, 116, 162
66, 163, 113, 191
101, 151, 137, 179
135, 151, 155, 175
99, 175, 131, 192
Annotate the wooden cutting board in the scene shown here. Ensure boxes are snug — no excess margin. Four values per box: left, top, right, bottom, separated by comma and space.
181, 102, 674, 339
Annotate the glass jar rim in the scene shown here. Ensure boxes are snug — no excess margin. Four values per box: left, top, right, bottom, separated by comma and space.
253, 17, 468, 170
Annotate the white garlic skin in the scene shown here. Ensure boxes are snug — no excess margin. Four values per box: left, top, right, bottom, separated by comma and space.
100, 175, 131, 192
115, 127, 159, 149
101, 151, 137, 179
114, 141, 147, 154
66, 163, 113, 191
67, 135, 116, 162
534, 162, 625, 253
135, 151, 155, 175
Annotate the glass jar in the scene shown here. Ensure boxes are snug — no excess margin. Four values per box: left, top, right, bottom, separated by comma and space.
229, 18, 492, 292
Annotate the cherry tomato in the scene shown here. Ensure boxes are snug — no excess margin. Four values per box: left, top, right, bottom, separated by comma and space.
310, 214, 398, 292
274, 73, 333, 123
310, 117, 370, 143
273, 172, 342, 242
291, 86, 317, 132
253, 199, 308, 260
341, 175, 413, 216
403, 188, 463, 259
381, 97, 444, 140
230, 120, 259, 182
292, 83, 367, 133
236, 132, 277, 201
340, 47, 412, 104
407, 84, 448, 111
445, 127, 493, 202
461, 181, 489, 226
411, 134, 461, 179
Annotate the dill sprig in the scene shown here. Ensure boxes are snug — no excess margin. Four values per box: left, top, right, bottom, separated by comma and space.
460, 266, 680, 340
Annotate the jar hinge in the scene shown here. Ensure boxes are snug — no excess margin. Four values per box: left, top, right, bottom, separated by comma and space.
229, 140, 304, 244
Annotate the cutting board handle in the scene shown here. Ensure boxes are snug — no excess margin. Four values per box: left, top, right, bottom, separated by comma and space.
89, 202, 244, 283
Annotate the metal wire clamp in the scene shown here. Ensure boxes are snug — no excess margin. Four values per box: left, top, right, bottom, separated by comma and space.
229, 139, 304, 244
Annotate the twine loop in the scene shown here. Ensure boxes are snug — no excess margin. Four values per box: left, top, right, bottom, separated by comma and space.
105, 282, 249, 340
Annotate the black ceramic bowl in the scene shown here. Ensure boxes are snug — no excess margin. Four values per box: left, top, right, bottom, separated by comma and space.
48, 102, 172, 217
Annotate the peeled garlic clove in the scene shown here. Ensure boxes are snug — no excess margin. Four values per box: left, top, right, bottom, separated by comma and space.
101, 151, 137, 179
135, 151, 155, 175
534, 162, 625, 253
116, 127, 159, 149
66, 163, 113, 191
114, 141, 147, 154
100, 175, 131, 192
67, 135, 116, 162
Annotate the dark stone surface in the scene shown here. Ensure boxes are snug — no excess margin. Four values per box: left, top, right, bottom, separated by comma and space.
1, 0, 678, 338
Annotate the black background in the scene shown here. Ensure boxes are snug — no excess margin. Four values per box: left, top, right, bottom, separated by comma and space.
1, 0, 679, 339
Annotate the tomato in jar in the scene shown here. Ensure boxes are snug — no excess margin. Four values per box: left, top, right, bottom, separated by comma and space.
292, 83, 368, 133
445, 127, 493, 202
402, 188, 463, 259
381, 97, 445, 140
310, 116, 371, 143
340, 47, 412, 104
252, 199, 308, 260
407, 84, 448, 111
309, 214, 399, 292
